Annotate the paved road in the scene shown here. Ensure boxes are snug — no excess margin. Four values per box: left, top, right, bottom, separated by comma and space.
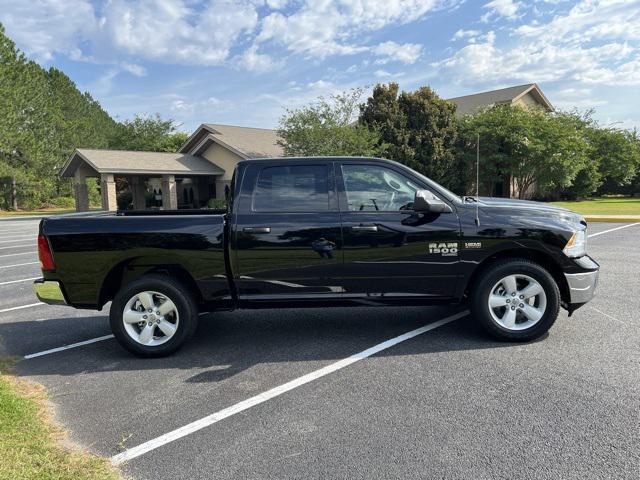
1, 218, 638, 479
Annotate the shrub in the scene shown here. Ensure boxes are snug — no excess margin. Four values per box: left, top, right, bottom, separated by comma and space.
49, 196, 76, 208
207, 198, 226, 209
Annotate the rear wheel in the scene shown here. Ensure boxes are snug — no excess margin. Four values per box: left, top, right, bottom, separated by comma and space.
110, 275, 198, 357
472, 259, 560, 341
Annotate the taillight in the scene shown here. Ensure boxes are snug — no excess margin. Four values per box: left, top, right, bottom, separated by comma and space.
38, 234, 56, 271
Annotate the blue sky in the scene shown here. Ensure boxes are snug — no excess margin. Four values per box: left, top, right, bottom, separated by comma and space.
1, 0, 639, 133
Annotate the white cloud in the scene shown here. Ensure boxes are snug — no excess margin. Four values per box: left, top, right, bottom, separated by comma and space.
483, 0, 521, 20
0, 0, 454, 73
374, 69, 405, 78
170, 96, 232, 116
437, 0, 640, 86
451, 29, 482, 41
516, 0, 640, 42
265, 0, 291, 8
0, 0, 97, 61
234, 44, 282, 72
101, 0, 259, 66
307, 80, 334, 90
120, 62, 147, 77
373, 41, 422, 64
256, 0, 455, 59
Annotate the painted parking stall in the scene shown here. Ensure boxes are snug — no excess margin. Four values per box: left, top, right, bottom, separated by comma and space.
0, 220, 637, 479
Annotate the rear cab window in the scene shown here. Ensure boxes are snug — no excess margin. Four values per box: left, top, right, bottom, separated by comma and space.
252, 165, 330, 212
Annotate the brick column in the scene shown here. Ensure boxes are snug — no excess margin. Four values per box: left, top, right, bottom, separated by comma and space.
161, 174, 177, 210
73, 169, 89, 212
100, 173, 117, 211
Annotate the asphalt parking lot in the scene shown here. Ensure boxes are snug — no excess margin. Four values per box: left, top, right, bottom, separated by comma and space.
1, 218, 638, 480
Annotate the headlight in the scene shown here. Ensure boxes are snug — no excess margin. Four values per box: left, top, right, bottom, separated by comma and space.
563, 229, 587, 258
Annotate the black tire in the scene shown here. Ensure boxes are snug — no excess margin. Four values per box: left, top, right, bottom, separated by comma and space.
471, 259, 560, 342
109, 275, 199, 357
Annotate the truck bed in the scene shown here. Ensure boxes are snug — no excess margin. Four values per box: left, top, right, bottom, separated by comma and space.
41, 212, 229, 308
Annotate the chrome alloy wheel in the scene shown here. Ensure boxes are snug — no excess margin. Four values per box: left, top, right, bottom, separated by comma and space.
122, 291, 179, 346
488, 274, 547, 331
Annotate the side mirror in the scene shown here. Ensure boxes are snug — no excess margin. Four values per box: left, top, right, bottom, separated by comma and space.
413, 190, 452, 213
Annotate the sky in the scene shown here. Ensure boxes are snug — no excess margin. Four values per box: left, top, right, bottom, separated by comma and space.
1, 0, 639, 133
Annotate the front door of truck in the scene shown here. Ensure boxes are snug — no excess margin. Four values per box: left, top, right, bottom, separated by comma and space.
337, 161, 461, 301
232, 161, 343, 301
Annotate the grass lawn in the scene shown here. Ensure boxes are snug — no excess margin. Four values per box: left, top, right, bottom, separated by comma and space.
0, 207, 101, 217
0, 362, 120, 480
549, 197, 640, 215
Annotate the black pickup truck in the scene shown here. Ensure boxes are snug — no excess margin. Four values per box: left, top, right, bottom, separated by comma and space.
33, 157, 599, 357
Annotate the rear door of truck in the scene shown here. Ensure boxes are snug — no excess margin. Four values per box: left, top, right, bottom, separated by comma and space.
231, 159, 343, 301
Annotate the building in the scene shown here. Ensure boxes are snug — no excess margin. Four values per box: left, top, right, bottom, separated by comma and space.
61, 84, 552, 211
448, 83, 554, 198
61, 124, 283, 211
447, 83, 553, 116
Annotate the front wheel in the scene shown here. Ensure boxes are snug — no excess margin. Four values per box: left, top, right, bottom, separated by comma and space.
110, 275, 199, 357
472, 259, 560, 342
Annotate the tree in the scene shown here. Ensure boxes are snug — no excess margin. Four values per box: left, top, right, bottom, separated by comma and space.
359, 83, 458, 187
110, 115, 187, 152
0, 23, 120, 209
591, 127, 640, 195
456, 106, 590, 199
277, 88, 384, 157
0, 23, 52, 209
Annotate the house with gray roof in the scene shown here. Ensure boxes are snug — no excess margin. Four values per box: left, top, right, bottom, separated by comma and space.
61, 124, 283, 211
61, 84, 552, 211
447, 83, 553, 116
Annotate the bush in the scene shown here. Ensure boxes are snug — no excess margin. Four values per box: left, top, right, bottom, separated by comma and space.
207, 198, 226, 209
49, 196, 76, 208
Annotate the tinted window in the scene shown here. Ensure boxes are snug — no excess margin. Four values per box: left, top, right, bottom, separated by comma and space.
253, 165, 329, 212
342, 164, 426, 211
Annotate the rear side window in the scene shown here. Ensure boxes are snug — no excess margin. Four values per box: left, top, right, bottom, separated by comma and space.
252, 165, 329, 212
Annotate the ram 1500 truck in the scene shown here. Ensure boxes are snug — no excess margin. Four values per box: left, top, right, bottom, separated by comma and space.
33, 157, 599, 357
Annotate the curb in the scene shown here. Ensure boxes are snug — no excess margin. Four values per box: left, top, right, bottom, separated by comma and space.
585, 215, 640, 223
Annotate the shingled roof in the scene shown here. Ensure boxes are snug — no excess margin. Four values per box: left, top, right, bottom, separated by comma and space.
179, 123, 284, 158
60, 148, 224, 177
447, 83, 553, 116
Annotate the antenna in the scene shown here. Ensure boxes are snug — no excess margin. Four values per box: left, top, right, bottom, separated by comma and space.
475, 133, 480, 227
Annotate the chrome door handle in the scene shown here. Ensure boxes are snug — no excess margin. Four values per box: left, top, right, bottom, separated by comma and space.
351, 225, 378, 232
243, 227, 271, 234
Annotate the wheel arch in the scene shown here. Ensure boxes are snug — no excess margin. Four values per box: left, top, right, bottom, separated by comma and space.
463, 248, 570, 307
98, 257, 203, 309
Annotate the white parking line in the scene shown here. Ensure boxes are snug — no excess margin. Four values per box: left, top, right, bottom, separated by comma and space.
0, 252, 34, 258
0, 303, 43, 314
24, 334, 115, 359
0, 234, 36, 242
0, 244, 35, 251
0, 230, 38, 236
111, 309, 469, 465
0, 261, 39, 269
0, 238, 35, 245
0, 276, 40, 286
588, 222, 640, 238
588, 306, 627, 326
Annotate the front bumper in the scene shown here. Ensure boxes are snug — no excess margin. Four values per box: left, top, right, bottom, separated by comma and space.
564, 269, 599, 304
32, 280, 67, 305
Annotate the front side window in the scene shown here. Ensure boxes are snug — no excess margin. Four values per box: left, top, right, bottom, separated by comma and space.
342, 164, 427, 211
253, 165, 329, 212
